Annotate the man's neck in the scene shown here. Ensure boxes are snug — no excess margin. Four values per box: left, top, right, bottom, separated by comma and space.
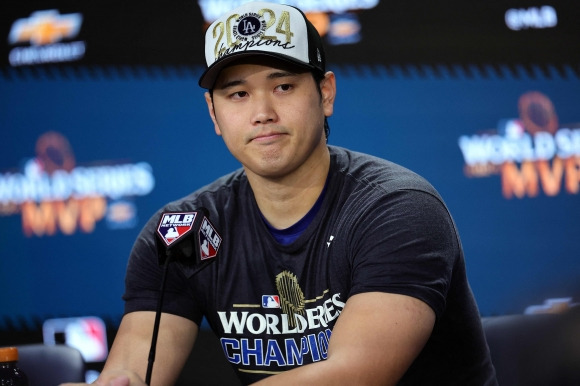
247, 146, 330, 230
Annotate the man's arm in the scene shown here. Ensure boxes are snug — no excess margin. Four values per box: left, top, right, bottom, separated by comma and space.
103, 311, 198, 385
62, 311, 198, 386
253, 291, 435, 386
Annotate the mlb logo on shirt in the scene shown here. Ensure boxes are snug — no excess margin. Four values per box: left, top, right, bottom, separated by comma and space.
262, 295, 280, 308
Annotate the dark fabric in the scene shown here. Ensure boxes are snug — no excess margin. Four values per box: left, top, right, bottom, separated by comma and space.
123, 145, 497, 385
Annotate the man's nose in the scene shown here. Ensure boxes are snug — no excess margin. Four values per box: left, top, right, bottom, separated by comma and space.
251, 95, 278, 125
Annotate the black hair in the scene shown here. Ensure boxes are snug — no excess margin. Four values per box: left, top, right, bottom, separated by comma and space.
312, 71, 330, 140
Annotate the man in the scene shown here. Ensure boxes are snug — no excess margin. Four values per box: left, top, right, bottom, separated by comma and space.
65, 2, 497, 385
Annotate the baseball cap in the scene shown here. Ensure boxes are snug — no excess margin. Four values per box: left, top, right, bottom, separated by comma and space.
199, 1, 326, 89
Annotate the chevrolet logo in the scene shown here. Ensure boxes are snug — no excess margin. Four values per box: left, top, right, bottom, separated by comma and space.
8, 9, 83, 46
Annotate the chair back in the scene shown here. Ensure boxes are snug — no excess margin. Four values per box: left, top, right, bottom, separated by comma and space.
17, 344, 85, 386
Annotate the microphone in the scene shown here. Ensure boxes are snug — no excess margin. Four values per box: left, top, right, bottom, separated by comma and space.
155, 208, 222, 267
146, 208, 222, 385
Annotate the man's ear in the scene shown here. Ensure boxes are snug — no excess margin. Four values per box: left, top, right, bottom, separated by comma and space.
320, 71, 336, 118
205, 92, 222, 136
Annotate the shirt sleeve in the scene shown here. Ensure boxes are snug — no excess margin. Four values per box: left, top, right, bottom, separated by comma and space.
348, 189, 459, 318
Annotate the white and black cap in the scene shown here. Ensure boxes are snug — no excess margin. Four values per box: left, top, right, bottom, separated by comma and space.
199, 1, 326, 89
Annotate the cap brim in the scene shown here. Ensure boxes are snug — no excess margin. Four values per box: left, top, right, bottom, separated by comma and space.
198, 51, 319, 89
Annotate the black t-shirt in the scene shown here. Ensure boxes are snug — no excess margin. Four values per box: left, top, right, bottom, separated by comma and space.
124, 146, 498, 385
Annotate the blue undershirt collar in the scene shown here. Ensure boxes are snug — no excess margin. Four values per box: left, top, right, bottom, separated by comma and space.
262, 176, 329, 245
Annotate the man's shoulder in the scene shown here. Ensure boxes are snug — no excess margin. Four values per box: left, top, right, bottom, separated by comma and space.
329, 145, 438, 196
162, 168, 248, 212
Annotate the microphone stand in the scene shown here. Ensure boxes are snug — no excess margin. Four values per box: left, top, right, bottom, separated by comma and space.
145, 253, 172, 385
146, 208, 218, 384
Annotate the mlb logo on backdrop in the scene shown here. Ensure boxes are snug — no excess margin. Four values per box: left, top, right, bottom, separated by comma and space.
262, 295, 280, 308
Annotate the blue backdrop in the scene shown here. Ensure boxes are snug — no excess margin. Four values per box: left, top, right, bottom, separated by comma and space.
1, 63, 579, 331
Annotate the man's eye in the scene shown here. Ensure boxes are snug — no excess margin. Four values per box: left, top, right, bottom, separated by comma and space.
276, 84, 292, 92
232, 91, 248, 98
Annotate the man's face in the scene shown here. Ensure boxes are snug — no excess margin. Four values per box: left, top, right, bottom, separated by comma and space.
205, 58, 335, 180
